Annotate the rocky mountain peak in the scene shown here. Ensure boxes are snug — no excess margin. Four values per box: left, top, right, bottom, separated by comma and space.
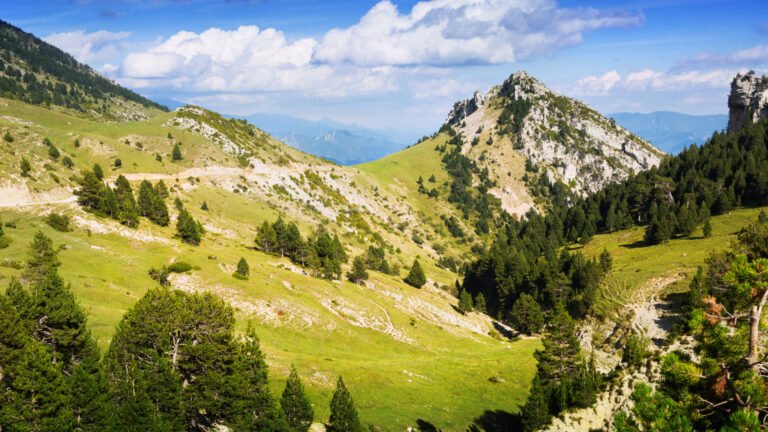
440, 70, 665, 212
727, 71, 768, 132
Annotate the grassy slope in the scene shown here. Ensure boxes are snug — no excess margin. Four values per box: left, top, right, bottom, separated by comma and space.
0, 99, 538, 431
580, 206, 767, 316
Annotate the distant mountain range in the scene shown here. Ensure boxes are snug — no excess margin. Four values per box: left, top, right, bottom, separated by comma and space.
609, 111, 727, 154
240, 113, 416, 165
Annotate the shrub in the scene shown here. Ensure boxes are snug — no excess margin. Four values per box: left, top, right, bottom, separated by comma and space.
167, 261, 193, 273
114, 158, 122, 168
44, 213, 71, 232
61, 156, 74, 169
3, 132, 13, 142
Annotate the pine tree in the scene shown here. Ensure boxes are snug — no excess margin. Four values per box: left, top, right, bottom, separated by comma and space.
172, 143, 183, 161
155, 180, 170, 199
23, 231, 61, 285
256, 221, 278, 254
137, 180, 156, 218
404, 259, 426, 288
457, 289, 473, 314
535, 302, 580, 383
48, 145, 60, 160
510, 293, 544, 335
520, 375, 551, 432
92, 163, 104, 180
328, 376, 362, 432
599, 248, 613, 274
234, 257, 250, 280
281, 366, 314, 432
20, 157, 31, 177
201, 201, 209, 211
474, 293, 487, 313
114, 175, 139, 228
346, 256, 368, 285
176, 208, 203, 245
227, 325, 288, 431
703, 219, 713, 238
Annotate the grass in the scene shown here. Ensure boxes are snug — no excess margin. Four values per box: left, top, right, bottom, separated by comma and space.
0, 206, 538, 431
581, 206, 768, 316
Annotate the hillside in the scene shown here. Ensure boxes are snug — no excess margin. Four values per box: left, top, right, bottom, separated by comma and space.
0, 19, 166, 121
445, 71, 665, 202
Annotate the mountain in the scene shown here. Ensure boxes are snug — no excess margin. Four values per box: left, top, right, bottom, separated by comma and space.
438, 71, 664, 214
609, 111, 727, 154
0, 19, 166, 120
242, 113, 411, 164
727, 70, 768, 132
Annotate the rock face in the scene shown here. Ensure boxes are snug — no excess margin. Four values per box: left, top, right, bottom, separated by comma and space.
727, 71, 768, 133
446, 71, 665, 198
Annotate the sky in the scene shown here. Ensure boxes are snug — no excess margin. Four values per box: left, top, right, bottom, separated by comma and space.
4, 0, 768, 138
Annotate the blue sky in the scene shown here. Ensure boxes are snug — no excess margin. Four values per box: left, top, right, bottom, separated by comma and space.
5, 0, 768, 138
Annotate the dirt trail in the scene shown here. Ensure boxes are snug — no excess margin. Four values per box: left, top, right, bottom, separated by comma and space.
0, 186, 76, 208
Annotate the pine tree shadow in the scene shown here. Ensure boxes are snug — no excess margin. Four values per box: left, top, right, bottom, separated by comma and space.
620, 239, 650, 249
467, 410, 520, 432
416, 419, 440, 432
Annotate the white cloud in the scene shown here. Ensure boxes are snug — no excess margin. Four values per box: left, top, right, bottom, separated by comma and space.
731, 44, 768, 62
577, 70, 621, 95
111, 0, 641, 96
314, 0, 642, 66
577, 67, 749, 96
44, 30, 130, 65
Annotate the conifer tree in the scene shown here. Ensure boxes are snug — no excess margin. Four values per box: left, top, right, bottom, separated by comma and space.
172, 143, 183, 161
256, 221, 278, 254
227, 325, 288, 431
137, 180, 155, 217
328, 376, 362, 432
281, 366, 314, 432
155, 180, 170, 199
404, 259, 426, 288
347, 256, 368, 285
76, 171, 105, 211
114, 175, 139, 228
20, 157, 31, 177
201, 201, 209, 211
176, 208, 203, 245
23, 231, 61, 285
535, 303, 580, 383
510, 293, 544, 335
474, 293, 487, 313
520, 375, 550, 432
234, 257, 250, 280
457, 289, 473, 314
703, 219, 713, 238
599, 248, 613, 274
92, 163, 104, 180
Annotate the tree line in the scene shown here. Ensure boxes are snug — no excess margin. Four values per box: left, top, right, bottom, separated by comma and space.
0, 232, 365, 432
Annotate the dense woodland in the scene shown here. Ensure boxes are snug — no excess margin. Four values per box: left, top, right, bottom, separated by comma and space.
0, 232, 365, 432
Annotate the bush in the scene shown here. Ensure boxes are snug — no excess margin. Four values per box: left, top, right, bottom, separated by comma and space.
61, 156, 74, 169
148, 266, 170, 286
167, 261, 193, 273
3, 131, 13, 142
44, 213, 71, 232
0, 236, 11, 249
114, 158, 122, 168
48, 145, 60, 160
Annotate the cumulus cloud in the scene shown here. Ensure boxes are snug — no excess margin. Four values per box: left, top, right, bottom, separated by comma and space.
577, 70, 621, 95
44, 29, 130, 65
576, 68, 746, 96
314, 0, 642, 66
112, 0, 641, 95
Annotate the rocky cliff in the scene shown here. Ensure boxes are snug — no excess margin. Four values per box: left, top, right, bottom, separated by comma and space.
727, 71, 768, 133
445, 71, 665, 202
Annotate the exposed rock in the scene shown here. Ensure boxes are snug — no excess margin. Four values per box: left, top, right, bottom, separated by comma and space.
450, 70, 665, 198
727, 71, 768, 133
446, 91, 487, 125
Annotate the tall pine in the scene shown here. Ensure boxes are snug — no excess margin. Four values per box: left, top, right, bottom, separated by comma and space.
328, 376, 362, 432
281, 366, 314, 432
